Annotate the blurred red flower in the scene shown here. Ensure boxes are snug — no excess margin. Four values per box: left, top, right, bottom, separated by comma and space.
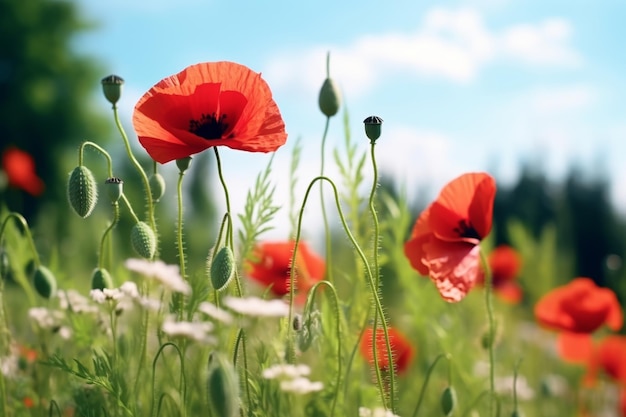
620, 389, 626, 417
2, 147, 44, 196
246, 241, 325, 301
404, 172, 496, 302
133, 61, 287, 164
534, 277, 623, 333
557, 331, 594, 364
478, 245, 523, 303
360, 326, 414, 375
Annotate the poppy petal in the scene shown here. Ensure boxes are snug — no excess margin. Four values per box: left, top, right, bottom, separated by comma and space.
404, 206, 432, 276
557, 332, 594, 364
422, 239, 482, 302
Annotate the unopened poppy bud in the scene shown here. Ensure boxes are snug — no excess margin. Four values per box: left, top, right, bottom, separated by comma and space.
440, 386, 457, 416
101, 75, 124, 105
318, 78, 342, 117
91, 268, 113, 290
209, 246, 235, 291
33, 265, 57, 299
176, 156, 192, 173
149, 173, 166, 202
207, 353, 239, 417
292, 314, 302, 331
68, 166, 98, 218
130, 221, 157, 259
104, 177, 123, 203
363, 116, 383, 143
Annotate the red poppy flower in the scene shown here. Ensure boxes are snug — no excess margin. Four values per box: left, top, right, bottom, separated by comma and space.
2, 147, 44, 196
583, 335, 626, 386
360, 326, 414, 375
404, 172, 496, 302
477, 245, 523, 303
246, 241, 325, 301
557, 331, 594, 364
133, 61, 287, 163
534, 277, 623, 334
23, 397, 34, 408
620, 389, 626, 417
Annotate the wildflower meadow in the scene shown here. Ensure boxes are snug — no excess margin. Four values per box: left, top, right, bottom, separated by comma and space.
0, 53, 625, 417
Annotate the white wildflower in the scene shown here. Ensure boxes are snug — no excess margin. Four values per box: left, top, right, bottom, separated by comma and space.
90, 288, 123, 304
58, 326, 73, 340
495, 375, 535, 401
262, 364, 311, 380
161, 316, 215, 344
198, 302, 233, 324
359, 407, 401, 417
279, 377, 323, 394
58, 289, 98, 314
223, 296, 289, 317
28, 307, 64, 329
119, 281, 140, 298
125, 258, 191, 295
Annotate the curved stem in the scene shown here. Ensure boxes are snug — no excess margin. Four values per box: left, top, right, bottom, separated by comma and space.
411, 353, 451, 417
289, 176, 392, 409
98, 202, 119, 269
304, 281, 341, 417
112, 105, 155, 229
120, 193, 141, 224
479, 249, 496, 417
79, 141, 113, 177
319, 116, 333, 284
150, 342, 186, 417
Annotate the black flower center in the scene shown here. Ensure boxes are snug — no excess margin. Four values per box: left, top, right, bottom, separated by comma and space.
189, 113, 229, 140
454, 219, 481, 240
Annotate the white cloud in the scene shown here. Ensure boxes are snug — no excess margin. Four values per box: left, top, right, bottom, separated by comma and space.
264, 8, 580, 99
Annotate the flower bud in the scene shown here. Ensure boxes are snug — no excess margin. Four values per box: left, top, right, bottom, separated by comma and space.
176, 156, 192, 173
104, 177, 123, 203
33, 265, 57, 299
91, 268, 113, 290
149, 173, 166, 202
207, 353, 239, 417
209, 246, 234, 292
318, 78, 342, 117
363, 116, 383, 143
68, 166, 98, 218
101, 75, 124, 105
130, 221, 157, 259
440, 386, 456, 416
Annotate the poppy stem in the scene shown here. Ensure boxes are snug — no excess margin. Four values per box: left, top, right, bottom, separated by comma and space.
175, 168, 187, 317
411, 353, 451, 417
98, 201, 119, 270
367, 140, 396, 412
319, 116, 334, 284
479, 249, 497, 417
78, 141, 113, 177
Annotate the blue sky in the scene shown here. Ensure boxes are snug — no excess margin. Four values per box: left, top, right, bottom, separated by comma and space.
74, 0, 626, 237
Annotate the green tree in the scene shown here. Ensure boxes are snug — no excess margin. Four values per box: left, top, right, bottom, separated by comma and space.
0, 0, 108, 221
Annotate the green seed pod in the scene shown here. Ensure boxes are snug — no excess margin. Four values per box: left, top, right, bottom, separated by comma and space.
176, 156, 192, 173
101, 75, 124, 105
363, 115, 383, 143
104, 177, 123, 203
33, 265, 57, 299
149, 172, 166, 202
130, 221, 157, 259
209, 246, 234, 291
440, 386, 457, 416
68, 165, 98, 218
318, 77, 342, 117
91, 268, 113, 290
207, 353, 239, 417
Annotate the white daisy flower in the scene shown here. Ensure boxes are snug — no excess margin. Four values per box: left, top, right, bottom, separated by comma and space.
161, 316, 215, 344
197, 302, 233, 324
58, 290, 99, 314
223, 296, 289, 317
279, 377, 323, 394
125, 258, 191, 295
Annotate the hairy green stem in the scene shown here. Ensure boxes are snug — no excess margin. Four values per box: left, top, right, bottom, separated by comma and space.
78, 141, 113, 177
319, 116, 333, 283
411, 353, 451, 417
479, 249, 496, 417
150, 342, 186, 417
98, 202, 120, 269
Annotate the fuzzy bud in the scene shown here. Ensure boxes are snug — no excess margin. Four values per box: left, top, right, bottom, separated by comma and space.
363, 116, 383, 143
130, 221, 157, 259
149, 173, 166, 202
318, 78, 342, 117
91, 268, 113, 290
33, 265, 57, 299
207, 353, 239, 417
104, 177, 123, 203
209, 246, 234, 292
101, 75, 124, 105
68, 166, 98, 218
440, 386, 457, 416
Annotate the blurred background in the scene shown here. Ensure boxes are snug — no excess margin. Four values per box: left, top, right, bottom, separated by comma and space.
0, 0, 625, 306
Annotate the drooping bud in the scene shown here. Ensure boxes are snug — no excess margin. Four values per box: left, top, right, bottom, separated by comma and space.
440, 386, 457, 416
149, 173, 166, 202
104, 177, 123, 203
68, 166, 98, 218
318, 52, 342, 117
176, 156, 192, 173
363, 116, 383, 144
33, 265, 57, 299
91, 268, 113, 290
101, 75, 124, 106
130, 221, 157, 259
206, 353, 239, 417
209, 246, 235, 292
